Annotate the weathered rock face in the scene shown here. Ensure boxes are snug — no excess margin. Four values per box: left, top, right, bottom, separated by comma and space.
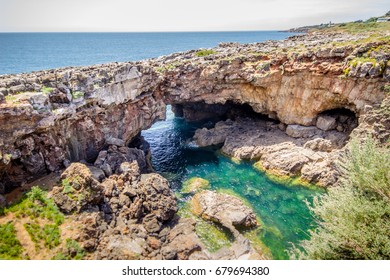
194, 117, 346, 187
0, 31, 389, 189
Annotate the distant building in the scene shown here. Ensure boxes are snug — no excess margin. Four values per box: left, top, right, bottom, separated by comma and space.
377, 17, 390, 22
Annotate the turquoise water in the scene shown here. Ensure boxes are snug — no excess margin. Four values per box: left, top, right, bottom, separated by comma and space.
142, 107, 323, 259
0, 31, 295, 75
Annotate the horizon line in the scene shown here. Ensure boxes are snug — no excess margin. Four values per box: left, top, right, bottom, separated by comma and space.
0, 30, 291, 33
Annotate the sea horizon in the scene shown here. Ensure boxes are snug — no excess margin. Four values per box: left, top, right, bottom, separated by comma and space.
0, 31, 295, 75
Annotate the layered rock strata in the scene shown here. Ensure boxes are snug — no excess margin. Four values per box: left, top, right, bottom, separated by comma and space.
0, 32, 389, 188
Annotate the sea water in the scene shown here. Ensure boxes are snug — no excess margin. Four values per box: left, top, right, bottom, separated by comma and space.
142, 107, 323, 259
0, 31, 294, 75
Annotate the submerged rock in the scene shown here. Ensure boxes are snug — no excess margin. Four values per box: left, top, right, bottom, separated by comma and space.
181, 177, 210, 194
191, 190, 258, 237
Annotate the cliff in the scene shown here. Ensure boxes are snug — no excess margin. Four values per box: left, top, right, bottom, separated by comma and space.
0, 29, 389, 190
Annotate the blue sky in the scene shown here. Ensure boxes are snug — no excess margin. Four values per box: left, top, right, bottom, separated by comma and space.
0, 0, 388, 31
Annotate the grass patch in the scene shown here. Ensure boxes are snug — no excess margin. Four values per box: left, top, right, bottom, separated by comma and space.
195, 49, 216, 57
24, 223, 61, 249
53, 238, 85, 260
71, 91, 84, 100
313, 22, 390, 34
41, 86, 54, 94
5, 95, 21, 103
383, 85, 390, 94
6, 186, 64, 225
0, 222, 23, 259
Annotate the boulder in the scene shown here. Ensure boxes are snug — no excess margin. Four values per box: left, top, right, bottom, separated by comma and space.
94, 146, 147, 174
191, 190, 257, 236
193, 127, 227, 147
52, 163, 104, 213
316, 115, 337, 131
138, 174, 177, 221
106, 137, 125, 147
286, 125, 322, 138
304, 138, 334, 152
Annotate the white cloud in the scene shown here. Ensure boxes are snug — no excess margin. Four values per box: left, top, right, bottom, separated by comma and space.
0, 0, 388, 31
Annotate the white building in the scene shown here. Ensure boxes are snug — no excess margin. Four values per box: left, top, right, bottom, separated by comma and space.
377, 17, 390, 22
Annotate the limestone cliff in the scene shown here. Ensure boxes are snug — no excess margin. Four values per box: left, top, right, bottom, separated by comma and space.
0, 31, 389, 190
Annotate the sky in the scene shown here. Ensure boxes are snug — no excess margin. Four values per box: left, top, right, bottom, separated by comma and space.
0, 0, 388, 32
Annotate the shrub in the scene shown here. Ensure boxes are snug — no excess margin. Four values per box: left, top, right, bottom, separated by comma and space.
195, 49, 216, 57
53, 239, 85, 260
0, 222, 23, 259
24, 223, 61, 249
290, 137, 390, 259
41, 86, 54, 94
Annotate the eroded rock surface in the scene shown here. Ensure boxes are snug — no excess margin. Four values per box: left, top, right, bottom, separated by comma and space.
0, 31, 389, 189
191, 190, 258, 236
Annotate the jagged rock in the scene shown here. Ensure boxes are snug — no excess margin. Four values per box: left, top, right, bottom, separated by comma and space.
106, 137, 125, 147
257, 143, 311, 176
191, 190, 258, 236
304, 138, 334, 152
94, 146, 147, 174
194, 127, 227, 147
142, 213, 162, 233
316, 115, 337, 131
52, 163, 103, 213
87, 166, 106, 182
138, 174, 177, 221
161, 218, 203, 260
301, 160, 339, 187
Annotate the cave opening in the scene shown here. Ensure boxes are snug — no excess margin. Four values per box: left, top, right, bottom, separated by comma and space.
317, 107, 358, 133
170, 100, 278, 123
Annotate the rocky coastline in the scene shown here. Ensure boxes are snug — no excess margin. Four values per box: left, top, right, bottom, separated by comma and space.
0, 28, 389, 259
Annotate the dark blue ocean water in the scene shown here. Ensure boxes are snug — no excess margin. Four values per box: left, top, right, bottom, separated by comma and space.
0, 31, 293, 75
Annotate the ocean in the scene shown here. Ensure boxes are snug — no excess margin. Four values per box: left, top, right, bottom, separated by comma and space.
0, 31, 294, 75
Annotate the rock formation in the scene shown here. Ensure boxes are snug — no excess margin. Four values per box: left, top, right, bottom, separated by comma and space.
0, 29, 389, 260
0, 31, 389, 188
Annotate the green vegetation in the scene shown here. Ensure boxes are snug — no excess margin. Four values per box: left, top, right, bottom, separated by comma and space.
384, 85, 390, 94
7, 186, 64, 225
0, 222, 23, 260
315, 22, 390, 34
290, 137, 390, 259
5, 94, 20, 103
53, 238, 85, 260
195, 49, 216, 57
41, 86, 54, 94
71, 91, 84, 100
24, 223, 61, 249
